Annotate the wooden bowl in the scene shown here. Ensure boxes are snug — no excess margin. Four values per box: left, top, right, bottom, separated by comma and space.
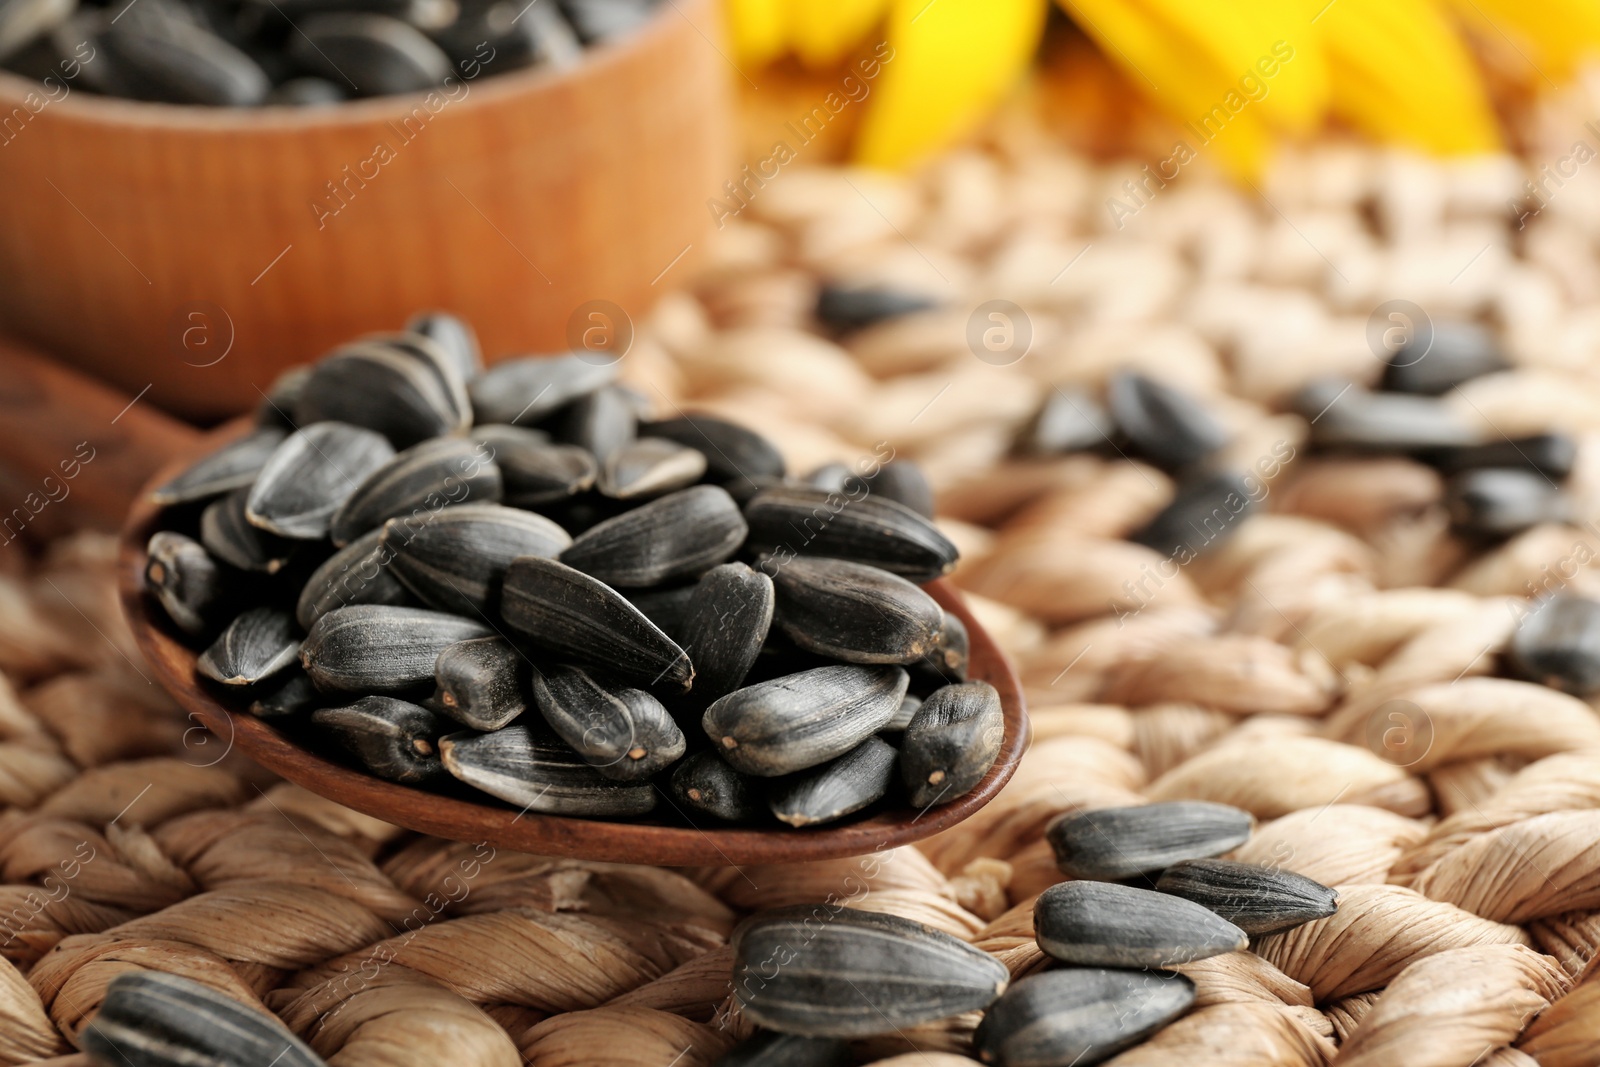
0, 0, 730, 422
117, 428, 1031, 865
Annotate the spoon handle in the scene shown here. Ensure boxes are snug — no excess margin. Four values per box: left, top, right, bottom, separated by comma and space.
0, 337, 200, 537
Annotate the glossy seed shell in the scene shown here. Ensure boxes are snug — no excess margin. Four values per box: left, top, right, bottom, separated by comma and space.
1299, 380, 1482, 451
296, 526, 414, 631
1383, 321, 1507, 395
901, 680, 1003, 808
406, 310, 482, 382
384, 503, 572, 615
1048, 801, 1254, 880
469, 354, 616, 425
1427, 432, 1577, 479
703, 664, 908, 776
815, 284, 936, 331
641, 413, 786, 482
145, 530, 225, 636
1155, 858, 1339, 935
329, 436, 502, 546
677, 562, 774, 700
1034, 880, 1247, 968
201, 488, 295, 573
1508, 594, 1600, 695
531, 665, 686, 780
313, 695, 448, 784
555, 384, 637, 463
83, 972, 326, 1067
669, 751, 766, 824
250, 669, 321, 721
732, 906, 1009, 1037
300, 605, 492, 693
1131, 471, 1258, 560
768, 735, 897, 827
296, 341, 468, 447
290, 11, 452, 95
440, 724, 657, 816
245, 422, 396, 540
471, 426, 598, 506
560, 485, 746, 588
973, 969, 1195, 1067
1444, 467, 1568, 538
1107, 370, 1228, 470
745, 486, 958, 582
149, 425, 285, 506
197, 607, 299, 686
1015, 387, 1115, 457
433, 636, 526, 730
599, 436, 707, 499
771, 556, 943, 665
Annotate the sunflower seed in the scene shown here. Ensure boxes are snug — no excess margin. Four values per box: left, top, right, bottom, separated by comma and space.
771, 556, 943, 665
561, 0, 655, 43
973, 968, 1195, 1067
255, 365, 313, 429
431, 0, 581, 69
901, 680, 1002, 808
531, 665, 685, 780
201, 488, 296, 573
621, 583, 699, 641
677, 562, 774, 700
501, 556, 694, 690
920, 610, 969, 683
732, 906, 1009, 1037
384, 503, 572, 615
440, 724, 657, 816
1047, 801, 1254, 881
804, 463, 852, 493
805, 460, 934, 519
1425, 432, 1577, 479
0, 0, 72, 62
715, 1031, 850, 1067
1155, 858, 1338, 934
1444, 467, 1568, 538
372, 331, 473, 420
1034, 880, 1246, 968
768, 734, 897, 827
145, 531, 226, 636
297, 342, 468, 447
1131, 471, 1258, 560
82, 971, 326, 1067
746, 486, 958, 582
149, 426, 286, 506
703, 664, 908, 776
296, 526, 414, 630
1298, 378, 1482, 452
555, 384, 637, 463
1507, 594, 1600, 695
641, 413, 787, 482
468, 353, 617, 426
1015, 387, 1115, 457
250, 668, 321, 721
100, 12, 271, 106
883, 693, 921, 733
313, 695, 449, 783
290, 12, 451, 95
1383, 320, 1506, 395
433, 636, 526, 730
266, 75, 347, 105
197, 606, 299, 686
329, 436, 502, 546
560, 485, 746, 587
471, 426, 598, 507
301, 605, 492, 693
598, 437, 707, 499
1107, 371, 1228, 471
405, 310, 482, 382
245, 422, 396, 540
669, 750, 765, 823
815, 284, 937, 332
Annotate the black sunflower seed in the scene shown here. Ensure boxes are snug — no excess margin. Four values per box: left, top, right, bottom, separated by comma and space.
245, 422, 396, 540
745, 485, 958, 582
702, 664, 908, 776
1507, 594, 1600, 695
554, 384, 637, 464
384, 503, 572, 615
1033, 880, 1247, 968
266, 75, 347, 105
1425, 432, 1578, 479
296, 341, 468, 448
1131, 471, 1258, 560
900, 680, 1003, 808
714, 1031, 850, 1067
814, 284, 937, 332
676, 562, 774, 700
1107, 370, 1229, 471
1297, 378, 1482, 452
296, 526, 415, 631
530, 665, 685, 780
622, 582, 700, 642
201, 488, 297, 574
1444, 467, 1568, 538
329, 436, 502, 546
767, 734, 897, 827
300, 604, 492, 693
598, 437, 707, 499
439, 724, 657, 816
1382, 320, 1507, 395
432, 636, 527, 730
100, 11, 271, 106
405, 310, 482, 383
290, 12, 451, 95
254, 365, 313, 429
468, 353, 617, 426
145, 531, 227, 637
1047, 801, 1254, 881
197, 607, 299, 686
250, 668, 322, 721
83, 972, 326, 1067
470, 426, 599, 507
920, 610, 969, 683
669, 751, 765, 824
1014, 387, 1116, 457
640, 413, 787, 482
149, 426, 286, 506
560, 485, 746, 587
974, 968, 1195, 1067
883, 693, 920, 733
1155, 858, 1338, 935
313, 695, 449, 783
771, 556, 943, 665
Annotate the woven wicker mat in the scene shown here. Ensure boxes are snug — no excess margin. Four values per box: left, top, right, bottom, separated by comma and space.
9, 89, 1600, 1065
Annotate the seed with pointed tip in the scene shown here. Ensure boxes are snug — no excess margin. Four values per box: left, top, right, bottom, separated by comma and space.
555, 384, 637, 463
406, 310, 482, 382
329, 436, 502, 546
703, 665, 908, 776
251, 669, 321, 720
1132, 471, 1258, 560
745, 486, 958, 582
1445, 467, 1568, 538
471, 425, 598, 506
1048, 802, 1254, 881
440, 724, 657, 816
1296, 378, 1481, 452
1014, 387, 1115, 457
901, 680, 1002, 808
677, 562, 773, 700
296, 527, 414, 630
865, 460, 935, 519
149, 425, 286, 506
918, 610, 969, 683
202, 488, 296, 574
256, 365, 311, 429
1508, 594, 1600, 695
772, 556, 943, 665
1155, 858, 1338, 935
433, 636, 526, 730
1107, 370, 1229, 470
313, 696, 448, 783
1384, 320, 1506, 395
768, 735, 897, 827
300, 605, 492, 693
501, 556, 694, 691
145, 531, 226, 636
1426, 432, 1577, 479
973, 968, 1196, 1067
245, 422, 395, 540
383, 503, 571, 615
715, 1031, 850, 1067
669, 751, 765, 823
469, 353, 617, 425
732, 906, 1009, 1037
815, 284, 936, 332
1034, 880, 1247, 968
297, 340, 469, 447
197, 607, 299, 686
599, 437, 707, 499
561, 485, 747, 587
82, 972, 326, 1067
641, 413, 786, 482
531, 665, 685, 780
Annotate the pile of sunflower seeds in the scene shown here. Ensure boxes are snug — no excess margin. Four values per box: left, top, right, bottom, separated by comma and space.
143, 311, 1000, 829
0, 0, 660, 106
721, 800, 1337, 1066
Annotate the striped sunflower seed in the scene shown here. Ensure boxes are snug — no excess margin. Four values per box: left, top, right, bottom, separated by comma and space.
384, 503, 571, 615
501, 556, 694, 691
471, 425, 598, 507
598, 436, 707, 499
145, 531, 226, 637
973, 968, 1195, 1067
669, 750, 765, 823
468, 353, 617, 426
883, 693, 921, 733
623, 583, 701, 642
82, 971, 326, 1067
1508, 594, 1600, 695
1014, 386, 1115, 457
641, 413, 787, 482
250, 669, 321, 721
201, 487, 296, 574
1155, 858, 1338, 935
405, 310, 482, 383
677, 562, 774, 700
702, 664, 908, 776
1033, 880, 1247, 968
555, 384, 637, 463
197, 607, 299, 686
745, 485, 958, 583
531, 665, 686, 781
715, 1031, 850, 1067
440, 724, 657, 816
767, 734, 897, 827
328, 436, 502, 546
432, 636, 526, 730
1107, 370, 1228, 471
313, 695, 448, 783
900, 680, 1002, 808
148, 425, 285, 506
917, 610, 970, 684
290, 12, 451, 96
245, 421, 396, 540
810, 460, 936, 519
1048, 801, 1254, 881
560, 485, 747, 587
771, 556, 943, 665
300, 605, 492, 693
297, 339, 469, 447
732, 906, 1009, 1037
295, 526, 414, 631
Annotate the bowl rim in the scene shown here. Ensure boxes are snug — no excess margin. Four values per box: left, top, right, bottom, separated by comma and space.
0, 0, 705, 131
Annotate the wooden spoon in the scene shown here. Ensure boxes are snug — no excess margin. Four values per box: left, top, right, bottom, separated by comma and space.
1, 342, 1030, 865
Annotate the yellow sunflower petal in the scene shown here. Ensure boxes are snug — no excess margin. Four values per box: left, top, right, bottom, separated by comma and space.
1446, 0, 1600, 83
726, 0, 789, 67
788, 0, 892, 69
